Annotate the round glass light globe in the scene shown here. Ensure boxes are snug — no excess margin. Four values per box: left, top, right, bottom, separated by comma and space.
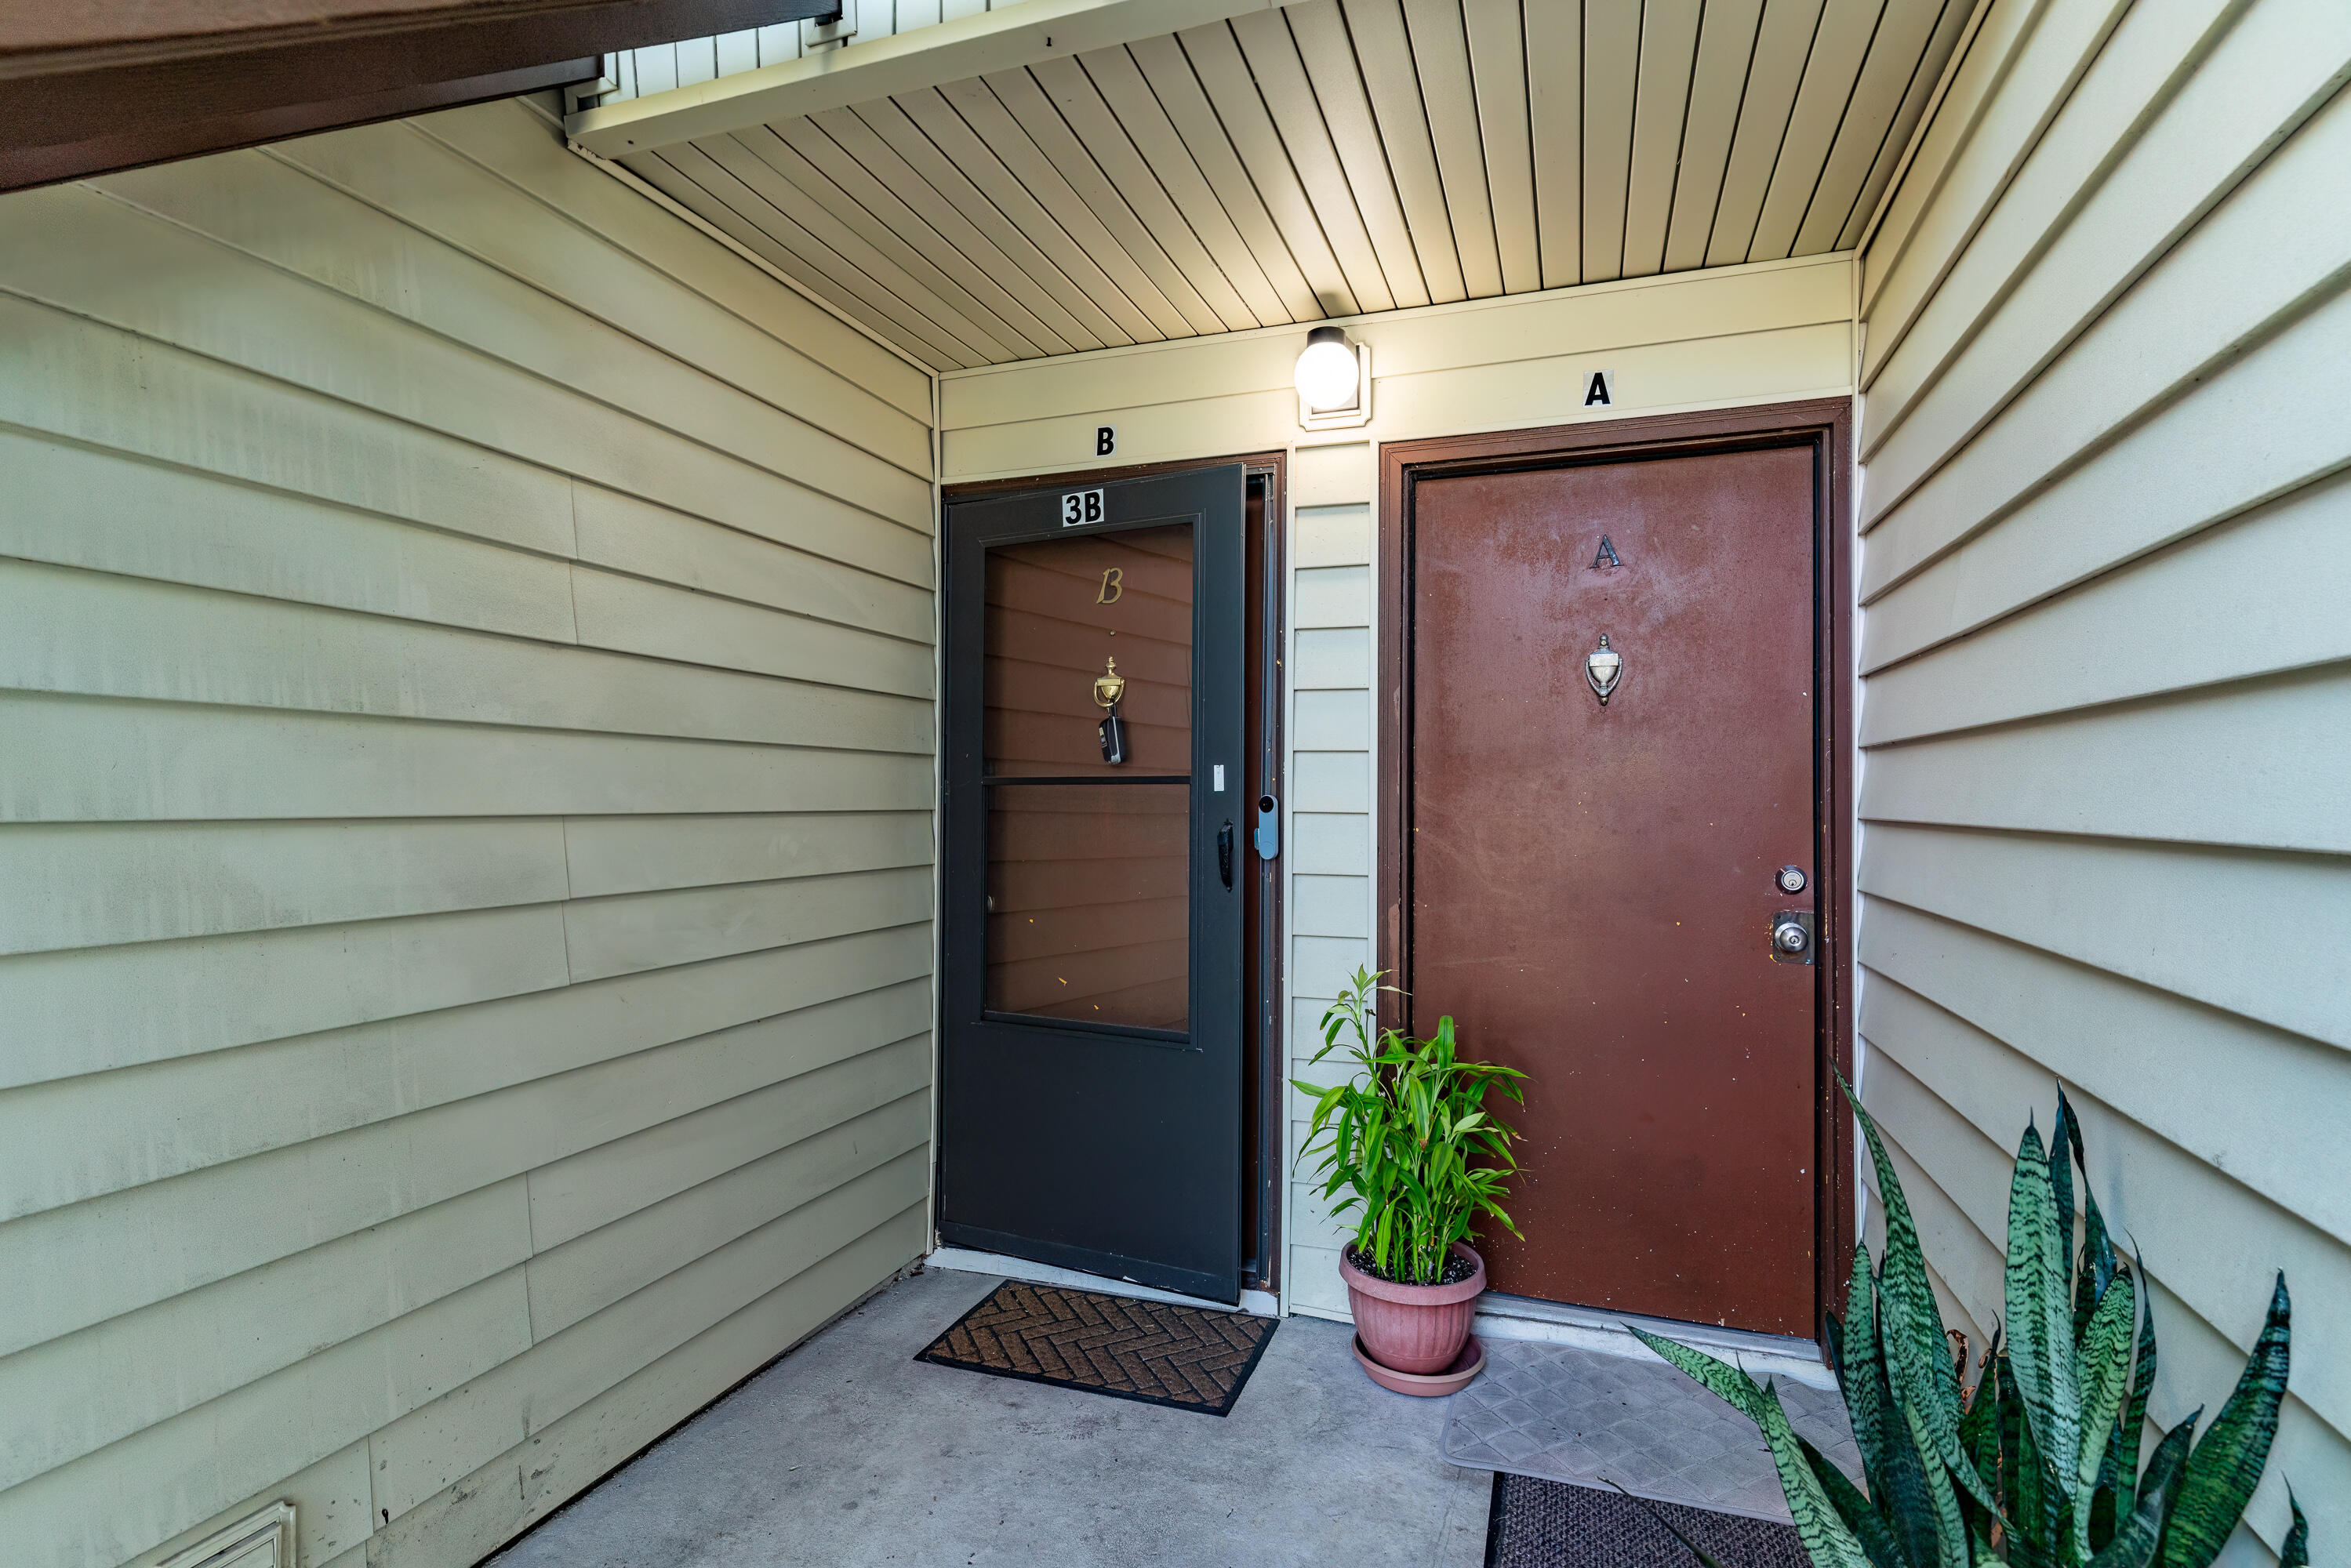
1294, 337, 1358, 411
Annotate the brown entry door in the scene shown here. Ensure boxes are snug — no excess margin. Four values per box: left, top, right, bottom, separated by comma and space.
1405, 444, 1819, 1336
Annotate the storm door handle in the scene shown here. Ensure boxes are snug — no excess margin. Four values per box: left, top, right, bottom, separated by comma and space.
1218, 822, 1235, 888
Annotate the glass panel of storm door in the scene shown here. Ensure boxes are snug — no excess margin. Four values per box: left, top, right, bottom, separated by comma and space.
986, 782, 1190, 1032
984, 524, 1193, 777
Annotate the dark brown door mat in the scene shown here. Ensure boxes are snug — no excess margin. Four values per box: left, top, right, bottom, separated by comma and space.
916, 1280, 1277, 1416
1484, 1472, 1810, 1568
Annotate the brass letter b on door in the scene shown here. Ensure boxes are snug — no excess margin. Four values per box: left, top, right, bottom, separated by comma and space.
1097, 568, 1124, 604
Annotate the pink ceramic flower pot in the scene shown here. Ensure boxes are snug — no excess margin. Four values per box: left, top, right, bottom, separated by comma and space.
1339, 1242, 1486, 1375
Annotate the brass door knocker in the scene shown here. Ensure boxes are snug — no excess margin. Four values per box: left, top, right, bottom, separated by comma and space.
1586, 633, 1622, 706
1093, 656, 1128, 764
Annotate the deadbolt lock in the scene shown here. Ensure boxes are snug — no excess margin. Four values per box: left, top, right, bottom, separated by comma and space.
1776, 865, 1808, 895
1770, 911, 1815, 965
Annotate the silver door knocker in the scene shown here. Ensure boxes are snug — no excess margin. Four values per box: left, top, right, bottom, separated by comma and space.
1585, 633, 1622, 706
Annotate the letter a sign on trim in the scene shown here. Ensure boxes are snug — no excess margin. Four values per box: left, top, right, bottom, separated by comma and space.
1583, 369, 1615, 408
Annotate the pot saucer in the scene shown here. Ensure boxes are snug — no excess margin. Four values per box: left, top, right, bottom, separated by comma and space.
1353, 1333, 1485, 1397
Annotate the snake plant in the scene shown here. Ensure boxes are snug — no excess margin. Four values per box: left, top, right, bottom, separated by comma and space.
1293, 966, 1526, 1286
1634, 1077, 2306, 1568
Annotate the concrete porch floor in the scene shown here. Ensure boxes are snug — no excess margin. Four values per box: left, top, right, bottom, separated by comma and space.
489, 1266, 1492, 1567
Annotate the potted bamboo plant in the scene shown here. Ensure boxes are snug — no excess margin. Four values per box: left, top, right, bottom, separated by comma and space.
1295, 966, 1526, 1394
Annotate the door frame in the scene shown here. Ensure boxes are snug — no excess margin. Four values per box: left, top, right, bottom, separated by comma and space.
1374, 398, 1855, 1341
941, 449, 1288, 1297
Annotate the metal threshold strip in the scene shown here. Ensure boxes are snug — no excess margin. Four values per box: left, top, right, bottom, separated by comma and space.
927, 1245, 1281, 1320
1470, 1291, 1835, 1391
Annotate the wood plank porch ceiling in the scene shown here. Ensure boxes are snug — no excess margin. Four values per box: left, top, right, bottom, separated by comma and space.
616, 0, 1972, 371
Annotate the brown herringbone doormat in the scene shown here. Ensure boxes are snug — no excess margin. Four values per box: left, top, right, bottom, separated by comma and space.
916, 1279, 1277, 1416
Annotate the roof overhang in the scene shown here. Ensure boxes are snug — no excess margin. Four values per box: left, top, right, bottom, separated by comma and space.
561, 0, 1973, 372
1, 0, 844, 191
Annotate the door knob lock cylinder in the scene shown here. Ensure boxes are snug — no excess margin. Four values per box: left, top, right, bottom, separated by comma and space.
1775, 866, 1808, 894
1769, 911, 1814, 965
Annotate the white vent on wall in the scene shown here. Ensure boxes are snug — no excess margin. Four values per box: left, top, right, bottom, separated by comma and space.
157, 1503, 293, 1568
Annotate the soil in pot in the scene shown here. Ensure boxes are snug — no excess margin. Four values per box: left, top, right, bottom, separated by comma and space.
1346, 1249, 1479, 1287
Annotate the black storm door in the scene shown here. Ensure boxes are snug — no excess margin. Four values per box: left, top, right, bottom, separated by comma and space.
940, 465, 1248, 1303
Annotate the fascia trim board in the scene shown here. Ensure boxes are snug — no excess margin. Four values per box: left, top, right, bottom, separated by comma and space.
566, 0, 1281, 157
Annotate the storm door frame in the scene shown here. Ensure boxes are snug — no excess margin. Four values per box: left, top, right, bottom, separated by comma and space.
939, 451, 1288, 1298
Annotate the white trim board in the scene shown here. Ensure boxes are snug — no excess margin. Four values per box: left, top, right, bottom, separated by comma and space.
936, 252, 1856, 383
925, 1246, 1281, 1319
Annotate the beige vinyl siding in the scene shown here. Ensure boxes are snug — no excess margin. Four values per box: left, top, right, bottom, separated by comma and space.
942, 255, 1855, 1314
0, 96, 936, 1568
1852, 0, 2351, 1557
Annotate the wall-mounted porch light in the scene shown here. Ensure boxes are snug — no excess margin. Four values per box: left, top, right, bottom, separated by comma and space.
1295, 325, 1371, 430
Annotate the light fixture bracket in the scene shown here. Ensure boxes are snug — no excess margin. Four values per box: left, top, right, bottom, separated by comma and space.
1296, 329, 1372, 430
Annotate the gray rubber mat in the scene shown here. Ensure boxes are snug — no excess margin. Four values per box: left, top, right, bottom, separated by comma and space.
1483, 1471, 1810, 1568
1442, 1338, 1861, 1523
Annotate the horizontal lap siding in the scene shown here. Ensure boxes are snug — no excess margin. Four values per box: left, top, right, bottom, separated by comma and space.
1285, 465, 1377, 1321
1855, 0, 2351, 1557
0, 98, 936, 1568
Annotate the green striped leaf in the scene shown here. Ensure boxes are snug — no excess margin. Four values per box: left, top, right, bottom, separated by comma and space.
1993, 1350, 2061, 1568
1955, 1332, 2003, 1511
1604, 1483, 1733, 1568
2073, 1272, 2138, 1562
2117, 1263, 2158, 1516
1840, 1076, 1997, 1513
2049, 1094, 2078, 1333
1628, 1328, 1874, 1568
1830, 1255, 1889, 1479
1840, 1287, 1944, 1568
2279, 1488, 2309, 1567
2159, 1275, 2291, 1568
2004, 1120, 2082, 1501
2060, 1096, 2118, 1345
1757, 1381, 1880, 1568
1895, 1385, 1969, 1568
2090, 1406, 2126, 1553
1798, 1432, 1913, 1568
2088, 1413, 2195, 1568
1630, 1324, 1768, 1421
